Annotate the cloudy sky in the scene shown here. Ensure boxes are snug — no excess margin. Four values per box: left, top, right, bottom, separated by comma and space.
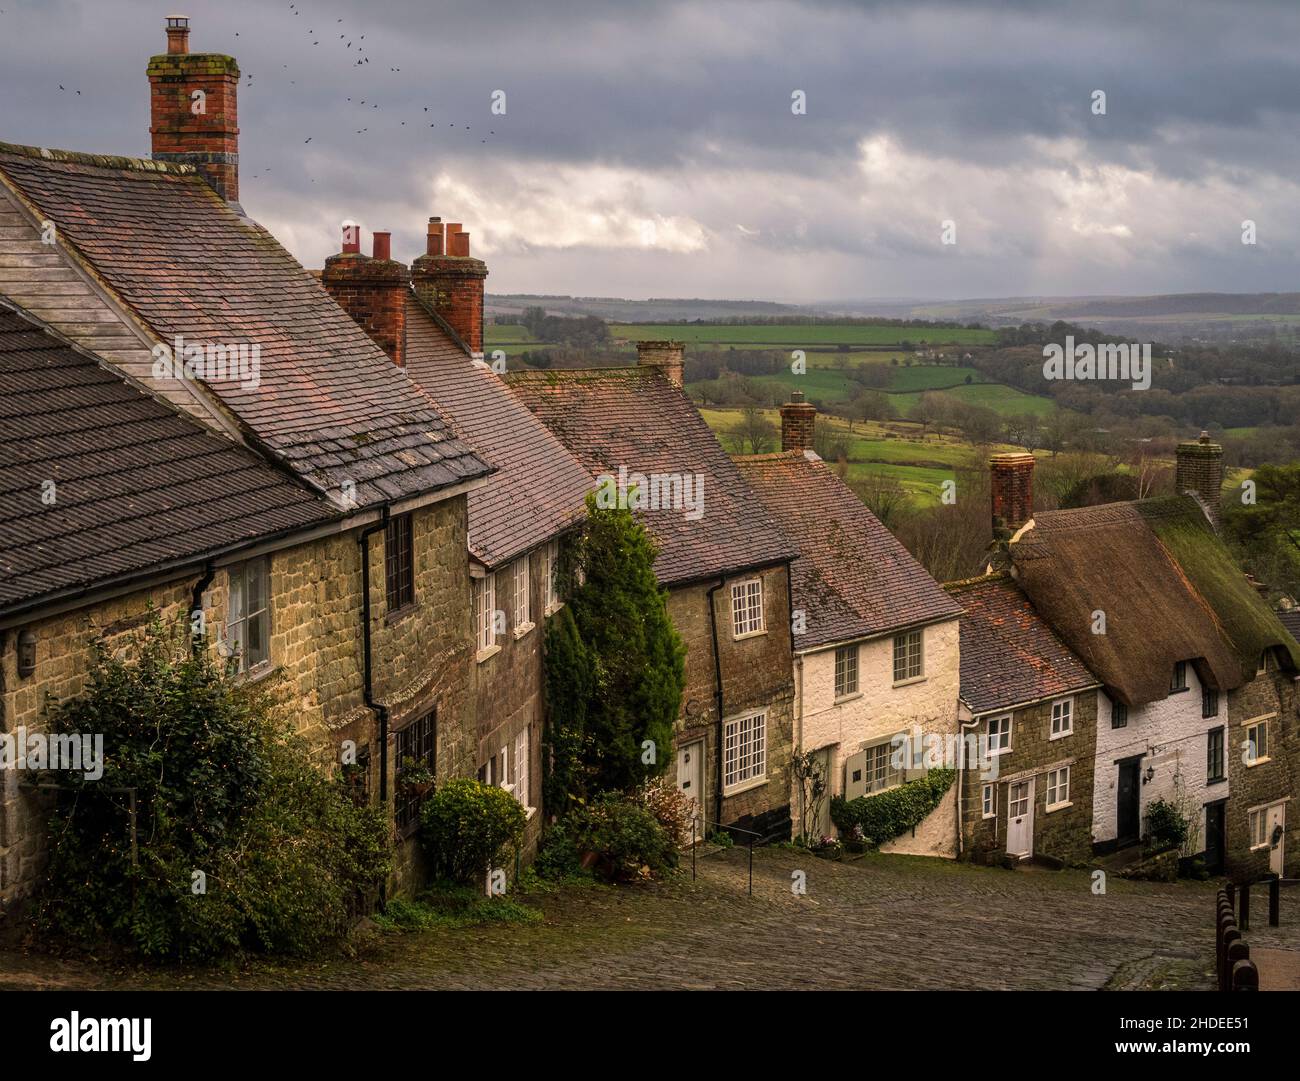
3, 0, 1298, 302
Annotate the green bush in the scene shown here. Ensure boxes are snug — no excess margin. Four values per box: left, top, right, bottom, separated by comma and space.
830, 768, 955, 846
1145, 798, 1190, 851
419, 777, 527, 886
537, 793, 677, 881
37, 617, 390, 961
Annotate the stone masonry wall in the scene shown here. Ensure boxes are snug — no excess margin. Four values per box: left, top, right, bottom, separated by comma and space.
1226, 671, 1298, 881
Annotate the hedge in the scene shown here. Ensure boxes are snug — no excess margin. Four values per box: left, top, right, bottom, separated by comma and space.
829, 768, 955, 846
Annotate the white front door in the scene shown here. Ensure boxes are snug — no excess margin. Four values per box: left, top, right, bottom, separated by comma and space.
1268, 802, 1287, 877
676, 740, 705, 842
1007, 779, 1034, 858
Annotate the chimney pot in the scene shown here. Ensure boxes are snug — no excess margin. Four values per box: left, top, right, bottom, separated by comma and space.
635, 340, 685, 389
165, 15, 190, 54
426, 217, 445, 257
342, 223, 361, 254
372, 231, 391, 261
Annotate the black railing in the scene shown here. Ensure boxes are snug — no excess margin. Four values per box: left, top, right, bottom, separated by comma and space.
690, 817, 761, 896
1229, 874, 1300, 931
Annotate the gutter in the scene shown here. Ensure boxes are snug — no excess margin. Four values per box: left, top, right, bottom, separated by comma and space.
956, 713, 981, 857
706, 577, 727, 829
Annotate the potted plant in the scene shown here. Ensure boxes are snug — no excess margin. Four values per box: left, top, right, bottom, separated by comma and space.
843, 824, 867, 854
398, 756, 435, 799
811, 835, 843, 861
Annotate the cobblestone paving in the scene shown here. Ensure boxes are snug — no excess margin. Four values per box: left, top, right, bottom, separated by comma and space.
0, 849, 1221, 990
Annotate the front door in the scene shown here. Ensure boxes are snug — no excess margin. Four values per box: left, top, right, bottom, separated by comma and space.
1268, 802, 1287, 877
676, 740, 705, 843
1204, 801, 1226, 875
1007, 779, 1034, 858
1117, 758, 1142, 847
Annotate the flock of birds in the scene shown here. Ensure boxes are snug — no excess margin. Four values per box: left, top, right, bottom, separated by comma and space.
49, 3, 503, 187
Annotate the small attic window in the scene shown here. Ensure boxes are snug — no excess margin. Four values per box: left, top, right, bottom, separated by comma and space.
1259, 648, 1280, 675
1170, 660, 1188, 693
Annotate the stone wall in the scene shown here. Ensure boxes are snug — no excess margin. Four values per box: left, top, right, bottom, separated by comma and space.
1226, 671, 1298, 880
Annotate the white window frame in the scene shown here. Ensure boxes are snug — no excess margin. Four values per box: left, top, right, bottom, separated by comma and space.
863, 741, 902, 795
723, 710, 767, 793
544, 540, 561, 614
1046, 766, 1070, 810
730, 578, 765, 639
513, 726, 534, 815
1245, 718, 1270, 766
512, 556, 533, 636
226, 558, 271, 674
892, 629, 924, 684
982, 782, 997, 820
1249, 808, 1268, 850
1049, 697, 1073, 740
475, 572, 498, 658
834, 643, 859, 699
985, 714, 1012, 756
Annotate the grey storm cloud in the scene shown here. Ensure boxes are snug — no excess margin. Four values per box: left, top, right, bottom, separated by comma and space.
2, 0, 1298, 300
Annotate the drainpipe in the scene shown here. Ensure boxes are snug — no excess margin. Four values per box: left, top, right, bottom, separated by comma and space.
706, 578, 727, 829
956, 714, 981, 857
189, 562, 215, 655
358, 509, 390, 903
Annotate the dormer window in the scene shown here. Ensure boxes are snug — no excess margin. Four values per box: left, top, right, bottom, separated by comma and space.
1170, 661, 1188, 693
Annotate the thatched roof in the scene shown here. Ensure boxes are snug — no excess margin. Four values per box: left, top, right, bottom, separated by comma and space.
1011, 495, 1300, 707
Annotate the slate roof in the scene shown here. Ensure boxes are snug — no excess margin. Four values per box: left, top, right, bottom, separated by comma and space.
1279, 608, 1300, 646
944, 573, 1099, 716
1011, 496, 1300, 707
0, 143, 491, 507
404, 296, 590, 568
0, 301, 336, 614
734, 450, 960, 650
504, 366, 796, 586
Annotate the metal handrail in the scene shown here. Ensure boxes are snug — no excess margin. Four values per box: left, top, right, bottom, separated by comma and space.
1228, 874, 1299, 931
689, 816, 759, 896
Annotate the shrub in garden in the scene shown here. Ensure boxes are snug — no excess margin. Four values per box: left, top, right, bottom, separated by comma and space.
38, 618, 390, 961
829, 768, 954, 846
418, 777, 527, 885
1144, 797, 1190, 851
538, 793, 677, 881
635, 775, 694, 847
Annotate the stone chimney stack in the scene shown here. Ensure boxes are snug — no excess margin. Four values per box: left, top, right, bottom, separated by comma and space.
1175, 430, 1224, 527
635, 340, 685, 388
147, 16, 241, 203
990, 452, 1036, 538
780, 390, 817, 452
321, 224, 410, 367
411, 216, 488, 358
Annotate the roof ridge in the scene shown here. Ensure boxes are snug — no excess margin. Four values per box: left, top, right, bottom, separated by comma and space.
0, 141, 198, 176
944, 570, 1011, 591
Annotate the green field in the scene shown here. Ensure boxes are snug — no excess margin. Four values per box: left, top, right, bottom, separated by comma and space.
609, 323, 995, 347
885, 382, 1057, 418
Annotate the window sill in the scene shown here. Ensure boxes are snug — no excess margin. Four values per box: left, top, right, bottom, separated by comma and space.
475, 643, 501, 664
1246, 756, 1271, 769
1250, 842, 1270, 852
523, 805, 538, 822
544, 601, 564, 617
1207, 776, 1227, 787
722, 775, 768, 798
512, 621, 535, 641
234, 661, 277, 686
733, 628, 767, 642
988, 747, 1012, 757
1049, 729, 1073, 741
982, 812, 997, 821
834, 691, 863, 706
385, 602, 419, 627
1045, 800, 1072, 814
892, 675, 926, 689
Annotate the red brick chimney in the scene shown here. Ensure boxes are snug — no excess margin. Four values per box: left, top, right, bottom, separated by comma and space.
780, 390, 816, 452
321, 225, 410, 367
989, 452, 1035, 538
411, 216, 488, 357
147, 17, 241, 203
1175, 430, 1224, 528
636, 340, 685, 388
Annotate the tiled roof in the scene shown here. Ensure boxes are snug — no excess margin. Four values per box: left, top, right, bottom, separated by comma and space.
944, 573, 1098, 715
0, 144, 491, 507
735, 450, 959, 650
504, 366, 796, 586
1011, 496, 1300, 706
1279, 608, 1300, 646
404, 297, 590, 568
0, 302, 336, 614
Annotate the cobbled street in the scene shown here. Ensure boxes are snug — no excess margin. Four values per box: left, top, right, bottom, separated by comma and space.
0, 849, 1227, 991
